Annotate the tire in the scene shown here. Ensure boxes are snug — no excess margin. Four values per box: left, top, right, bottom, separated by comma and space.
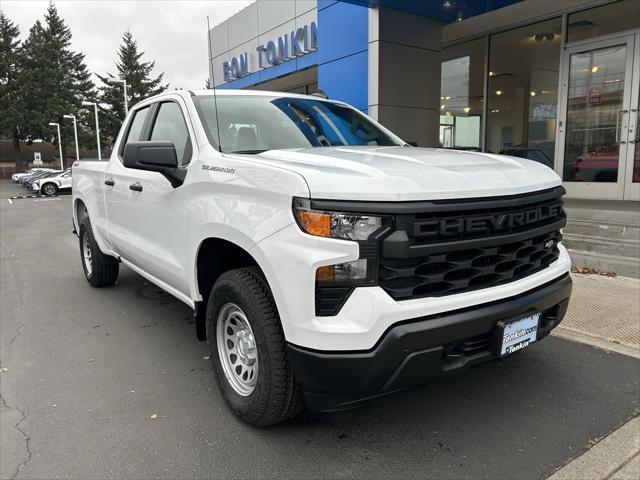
79, 218, 119, 287
41, 183, 58, 196
206, 267, 305, 427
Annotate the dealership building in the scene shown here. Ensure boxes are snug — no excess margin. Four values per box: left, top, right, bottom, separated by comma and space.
209, 0, 639, 202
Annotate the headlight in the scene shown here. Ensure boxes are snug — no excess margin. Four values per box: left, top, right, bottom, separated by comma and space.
292, 197, 383, 241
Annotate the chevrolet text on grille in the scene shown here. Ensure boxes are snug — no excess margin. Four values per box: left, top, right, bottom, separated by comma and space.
414, 203, 564, 237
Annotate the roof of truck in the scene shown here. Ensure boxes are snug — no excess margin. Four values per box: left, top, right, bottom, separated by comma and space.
189, 89, 325, 98
141, 88, 335, 104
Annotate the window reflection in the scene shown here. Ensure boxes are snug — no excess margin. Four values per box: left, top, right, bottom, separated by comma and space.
440, 38, 484, 150
487, 18, 562, 168
563, 44, 627, 182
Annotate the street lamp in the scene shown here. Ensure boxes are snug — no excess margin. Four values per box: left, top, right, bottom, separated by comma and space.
107, 78, 128, 115
63, 114, 80, 162
82, 101, 101, 161
48, 122, 64, 170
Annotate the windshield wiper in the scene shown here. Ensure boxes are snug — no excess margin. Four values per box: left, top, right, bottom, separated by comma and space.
230, 149, 268, 154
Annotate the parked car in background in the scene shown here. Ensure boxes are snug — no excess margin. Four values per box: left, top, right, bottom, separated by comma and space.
33, 169, 72, 196
19, 170, 50, 185
12, 168, 56, 183
24, 170, 58, 189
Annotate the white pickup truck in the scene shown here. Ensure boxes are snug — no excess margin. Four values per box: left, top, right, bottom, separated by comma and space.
72, 90, 572, 426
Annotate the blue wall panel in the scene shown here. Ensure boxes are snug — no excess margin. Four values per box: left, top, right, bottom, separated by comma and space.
317, 1, 368, 110
318, 50, 368, 110
317, 2, 368, 65
317, 0, 338, 11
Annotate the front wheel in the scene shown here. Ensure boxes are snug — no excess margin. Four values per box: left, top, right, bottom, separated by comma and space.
79, 218, 119, 287
206, 267, 305, 427
41, 183, 58, 196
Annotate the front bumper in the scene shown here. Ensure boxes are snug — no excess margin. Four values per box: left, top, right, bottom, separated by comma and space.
287, 273, 572, 412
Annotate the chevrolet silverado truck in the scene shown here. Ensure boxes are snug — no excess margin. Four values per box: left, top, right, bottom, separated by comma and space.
72, 90, 572, 426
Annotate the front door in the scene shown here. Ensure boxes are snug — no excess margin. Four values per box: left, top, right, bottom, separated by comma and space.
558, 31, 640, 200
125, 99, 194, 295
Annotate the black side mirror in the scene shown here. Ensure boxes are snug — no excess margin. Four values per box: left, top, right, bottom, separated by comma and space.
406, 141, 419, 147
123, 141, 186, 187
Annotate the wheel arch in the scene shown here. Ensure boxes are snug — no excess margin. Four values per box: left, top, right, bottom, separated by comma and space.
193, 236, 279, 341
73, 197, 115, 259
74, 197, 89, 232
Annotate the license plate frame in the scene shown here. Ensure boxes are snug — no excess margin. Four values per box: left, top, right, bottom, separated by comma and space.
492, 312, 540, 357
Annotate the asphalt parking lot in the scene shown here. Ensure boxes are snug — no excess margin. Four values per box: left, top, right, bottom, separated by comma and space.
1, 180, 639, 480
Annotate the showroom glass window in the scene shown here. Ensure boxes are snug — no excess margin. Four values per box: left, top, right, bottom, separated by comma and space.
440, 38, 485, 150
567, 0, 640, 43
486, 18, 562, 168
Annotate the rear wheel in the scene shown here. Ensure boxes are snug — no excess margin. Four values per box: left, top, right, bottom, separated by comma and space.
79, 218, 119, 287
206, 267, 305, 427
41, 183, 58, 196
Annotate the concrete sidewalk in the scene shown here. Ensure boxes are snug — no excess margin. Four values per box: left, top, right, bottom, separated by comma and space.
560, 273, 640, 349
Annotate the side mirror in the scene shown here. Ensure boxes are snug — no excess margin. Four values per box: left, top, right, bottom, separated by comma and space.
123, 141, 185, 187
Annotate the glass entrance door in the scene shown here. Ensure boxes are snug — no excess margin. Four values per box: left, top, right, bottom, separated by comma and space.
558, 32, 640, 200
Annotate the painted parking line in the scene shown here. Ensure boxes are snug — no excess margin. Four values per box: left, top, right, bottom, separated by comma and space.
9, 194, 41, 199
7, 198, 12, 204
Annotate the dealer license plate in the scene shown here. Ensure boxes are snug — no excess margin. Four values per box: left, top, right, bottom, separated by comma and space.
496, 313, 540, 356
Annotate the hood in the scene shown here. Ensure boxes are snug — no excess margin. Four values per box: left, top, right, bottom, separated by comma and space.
245, 146, 561, 201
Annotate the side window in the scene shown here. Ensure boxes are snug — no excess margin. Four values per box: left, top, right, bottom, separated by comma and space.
124, 106, 150, 144
150, 102, 192, 164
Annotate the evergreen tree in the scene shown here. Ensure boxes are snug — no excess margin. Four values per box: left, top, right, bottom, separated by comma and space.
18, 1, 95, 167
0, 11, 24, 169
97, 30, 167, 143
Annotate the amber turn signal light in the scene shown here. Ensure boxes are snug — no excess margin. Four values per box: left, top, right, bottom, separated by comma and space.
294, 209, 331, 237
315, 265, 336, 283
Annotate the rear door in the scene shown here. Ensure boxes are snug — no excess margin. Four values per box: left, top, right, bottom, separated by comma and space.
123, 98, 193, 294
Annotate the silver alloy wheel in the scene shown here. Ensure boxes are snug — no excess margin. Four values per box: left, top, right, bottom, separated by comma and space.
42, 184, 56, 196
82, 233, 93, 276
216, 303, 258, 396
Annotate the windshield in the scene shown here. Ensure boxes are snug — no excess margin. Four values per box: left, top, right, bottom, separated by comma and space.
193, 95, 401, 153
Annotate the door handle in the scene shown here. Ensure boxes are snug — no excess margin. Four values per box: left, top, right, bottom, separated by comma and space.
616, 110, 628, 144
104, 178, 115, 186
631, 109, 639, 143
129, 182, 143, 192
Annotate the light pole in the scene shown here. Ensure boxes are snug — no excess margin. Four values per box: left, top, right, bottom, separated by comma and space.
82, 101, 101, 161
107, 78, 128, 115
63, 114, 80, 162
48, 122, 64, 170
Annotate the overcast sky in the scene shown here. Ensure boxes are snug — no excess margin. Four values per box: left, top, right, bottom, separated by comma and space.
1, 0, 253, 89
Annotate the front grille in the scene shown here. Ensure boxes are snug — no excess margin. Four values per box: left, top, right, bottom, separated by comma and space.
378, 187, 566, 301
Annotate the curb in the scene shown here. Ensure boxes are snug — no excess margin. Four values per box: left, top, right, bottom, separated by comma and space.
551, 327, 640, 359
546, 417, 640, 480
